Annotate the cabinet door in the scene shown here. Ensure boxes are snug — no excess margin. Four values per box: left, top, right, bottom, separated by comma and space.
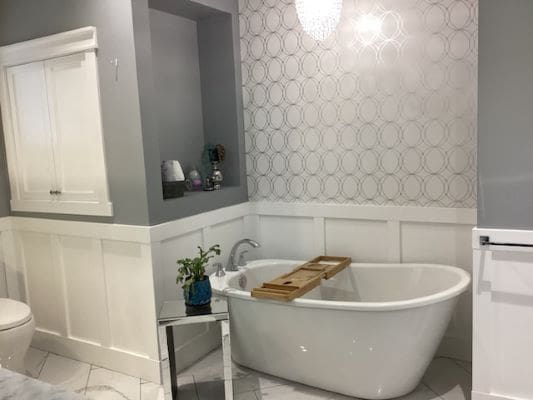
44, 52, 111, 211
5, 61, 56, 202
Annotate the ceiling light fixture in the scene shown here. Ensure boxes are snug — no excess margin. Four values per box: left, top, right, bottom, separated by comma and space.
355, 13, 383, 46
295, 0, 343, 41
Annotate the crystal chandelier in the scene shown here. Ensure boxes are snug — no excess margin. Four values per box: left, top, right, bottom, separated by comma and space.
295, 0, 343, 41
355, 13, 383, 46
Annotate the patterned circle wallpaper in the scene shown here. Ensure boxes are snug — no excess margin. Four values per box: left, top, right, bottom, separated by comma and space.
240, 0, 477, 208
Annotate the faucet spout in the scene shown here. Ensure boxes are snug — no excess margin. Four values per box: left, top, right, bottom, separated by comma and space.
226, 239, 261, 272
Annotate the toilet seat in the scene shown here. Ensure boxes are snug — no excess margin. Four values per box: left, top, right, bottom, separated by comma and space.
0, 298, 32, 331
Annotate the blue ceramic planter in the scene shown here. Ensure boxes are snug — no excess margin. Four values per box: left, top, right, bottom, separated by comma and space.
184, 277, 212, 306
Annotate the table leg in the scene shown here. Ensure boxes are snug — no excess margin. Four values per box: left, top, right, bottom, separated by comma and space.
220, 319, 233, 399
166, 325, 178, 400
158, 326, 172, 400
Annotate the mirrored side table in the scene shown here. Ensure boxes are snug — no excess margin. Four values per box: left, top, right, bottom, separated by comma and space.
158, 296, 232, 400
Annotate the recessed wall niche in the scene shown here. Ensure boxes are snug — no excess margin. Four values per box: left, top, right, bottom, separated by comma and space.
147, 0, 244, 206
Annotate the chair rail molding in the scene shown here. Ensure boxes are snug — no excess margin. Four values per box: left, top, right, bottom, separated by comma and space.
251, 202, 477, 224
11, 216, 151, 243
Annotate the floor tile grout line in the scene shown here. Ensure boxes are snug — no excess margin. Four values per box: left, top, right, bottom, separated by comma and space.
192, 374, 201, 400
435, 355, 473, 376
451, 359, 473, 376
83, 364, 93, 396
422, 381, 446, 400
39, 349, 145, 386
36, 352, 50, 379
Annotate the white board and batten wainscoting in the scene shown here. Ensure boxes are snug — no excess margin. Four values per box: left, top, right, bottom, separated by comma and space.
0, 201, 475, 383
0, 27, 112, 216
0, 216, 160, 382
251, 202, 476, 362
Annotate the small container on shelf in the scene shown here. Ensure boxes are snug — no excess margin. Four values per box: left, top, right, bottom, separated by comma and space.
210, 162, 223, 190
162, 181, 185, 199
161, 160, 186, 199
186, 168, 203, 191
204, 177, 215, 191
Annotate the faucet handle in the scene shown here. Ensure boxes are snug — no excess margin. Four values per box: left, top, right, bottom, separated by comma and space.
214, 262, 225, 277
237, 250, 249, 267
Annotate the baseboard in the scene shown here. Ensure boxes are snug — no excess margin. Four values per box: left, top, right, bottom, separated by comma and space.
472, 391, 526, 400
33, 330, 161, 383
0, 216, 11, 232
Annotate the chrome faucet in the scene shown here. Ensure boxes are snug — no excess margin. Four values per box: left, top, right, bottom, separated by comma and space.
226, 239, 260, 271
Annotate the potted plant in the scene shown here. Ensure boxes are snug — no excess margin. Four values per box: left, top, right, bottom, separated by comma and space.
177, 244, 221, 315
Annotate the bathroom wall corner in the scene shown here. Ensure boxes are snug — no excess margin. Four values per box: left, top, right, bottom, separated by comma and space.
0, 122, 11, 217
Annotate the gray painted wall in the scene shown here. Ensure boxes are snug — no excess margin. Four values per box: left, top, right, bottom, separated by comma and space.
132, 0, 247, 225
149, 9, 205, 173
0, 0, 248, 225
0, 0, 151, 225
198, 13, 243, 187
478, 0, 533, 229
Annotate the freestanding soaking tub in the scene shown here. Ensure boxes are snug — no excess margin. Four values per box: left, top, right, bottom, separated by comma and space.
211, 259, 470, 399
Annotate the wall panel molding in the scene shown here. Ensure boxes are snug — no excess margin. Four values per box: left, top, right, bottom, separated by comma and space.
252, 202, 477, 225
0, 201, 477, 381
149, 201, 251, 242
253, 202, 475, 361
2, 217, 159, 382
10, 217, 151, 243
3, 202, 476, 245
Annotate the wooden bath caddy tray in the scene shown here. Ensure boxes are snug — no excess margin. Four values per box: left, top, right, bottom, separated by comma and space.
251, 256, 351, 301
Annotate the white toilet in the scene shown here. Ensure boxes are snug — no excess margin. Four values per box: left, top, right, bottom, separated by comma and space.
0, 298, 35, 373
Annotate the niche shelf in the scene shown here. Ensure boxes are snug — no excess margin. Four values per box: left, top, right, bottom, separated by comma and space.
146, 0, 247, 222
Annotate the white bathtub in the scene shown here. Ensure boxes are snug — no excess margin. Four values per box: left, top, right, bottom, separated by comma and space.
210, 259, 470, 399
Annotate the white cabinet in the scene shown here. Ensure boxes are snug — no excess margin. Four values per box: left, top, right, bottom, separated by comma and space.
4, 61, 56, 204
473, 228, 533, 400
0, 27, 112, 216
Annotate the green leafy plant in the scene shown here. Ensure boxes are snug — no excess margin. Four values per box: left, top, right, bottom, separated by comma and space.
176, 245, 221, 292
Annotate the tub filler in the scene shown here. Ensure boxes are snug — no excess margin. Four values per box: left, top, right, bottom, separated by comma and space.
210, 260, 470, 399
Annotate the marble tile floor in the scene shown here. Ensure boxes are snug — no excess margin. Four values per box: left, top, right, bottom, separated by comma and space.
22, 347, 472, 400
23, 347, 163, 400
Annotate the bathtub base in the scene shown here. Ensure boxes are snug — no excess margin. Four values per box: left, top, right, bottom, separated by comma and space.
229, 297, 457, 399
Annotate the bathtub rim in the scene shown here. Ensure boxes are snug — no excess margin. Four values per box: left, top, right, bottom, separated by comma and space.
210, 259, 471, 312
